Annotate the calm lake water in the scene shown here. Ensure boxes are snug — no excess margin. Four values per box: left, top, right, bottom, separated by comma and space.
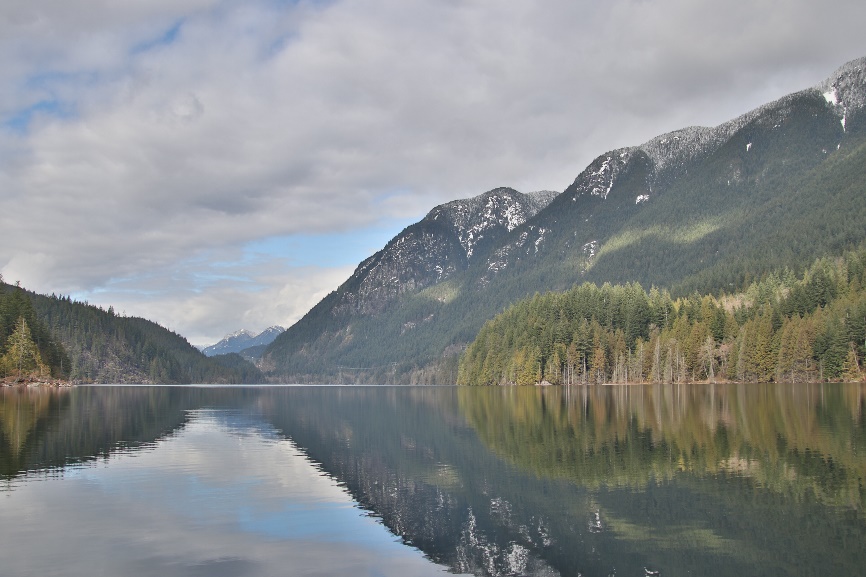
2, 384, 866, 577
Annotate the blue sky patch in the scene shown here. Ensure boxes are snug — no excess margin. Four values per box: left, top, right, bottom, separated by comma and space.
246, 218, 416, 268
131, 20, 184, 55
3, 99, 73, 133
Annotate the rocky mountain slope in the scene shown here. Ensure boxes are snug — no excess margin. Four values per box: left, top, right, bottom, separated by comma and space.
263, 56, 866, 384
202, 326, 285, 357
331, 188, 556, 317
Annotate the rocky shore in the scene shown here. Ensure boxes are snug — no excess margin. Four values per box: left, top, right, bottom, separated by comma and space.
1, 375, 74, 387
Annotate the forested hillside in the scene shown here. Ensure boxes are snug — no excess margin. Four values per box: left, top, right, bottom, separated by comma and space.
0, 283, 263, 384
264, 56, 866, 384
0, 280, 68, 382
458, 247, 866, 385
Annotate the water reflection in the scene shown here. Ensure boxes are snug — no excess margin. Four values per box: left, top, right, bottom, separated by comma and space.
0, 393, 459, 577
1, 384, 866, 577
456, 383, 866, 576
458, 383, 866, 510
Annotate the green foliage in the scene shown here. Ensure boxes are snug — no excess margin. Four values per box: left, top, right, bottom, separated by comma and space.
458, 247, 866, 385
0, 285, 68, 379
264, 92, 866, 384
0, 317, 49, 381
209, 353, 266, 383
0, 285, 264, 384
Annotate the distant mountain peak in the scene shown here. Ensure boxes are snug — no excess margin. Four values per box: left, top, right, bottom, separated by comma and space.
228, 329, 255, 339
202, 326, 285, 357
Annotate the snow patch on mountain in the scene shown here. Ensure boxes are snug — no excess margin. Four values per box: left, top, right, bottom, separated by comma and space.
333, 187, 557, 316
638, 126, 725, 176
203, 326, 285, 357
564, 56, 866, 206
434, 188, 555, 259
527, 190, 559, 206
568, 148, 634, 201
817, 56, 866, 122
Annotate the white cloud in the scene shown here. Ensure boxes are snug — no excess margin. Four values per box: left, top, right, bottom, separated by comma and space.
1, 410, 462, 576
97, 263, 355, 347
1, 0, 865, 343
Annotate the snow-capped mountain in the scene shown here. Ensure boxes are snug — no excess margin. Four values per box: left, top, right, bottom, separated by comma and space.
203, 326, 285, 357
331, 187, 556, 316
264, 56, 866, 383
482, 56, 866, 284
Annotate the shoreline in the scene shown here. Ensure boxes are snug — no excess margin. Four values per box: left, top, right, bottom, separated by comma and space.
1, 376, 74, 388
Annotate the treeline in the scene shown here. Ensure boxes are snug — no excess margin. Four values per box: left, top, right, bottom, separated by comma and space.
21, 287, 263, 384
458, 247, 866, 385
0, 282, 69, 381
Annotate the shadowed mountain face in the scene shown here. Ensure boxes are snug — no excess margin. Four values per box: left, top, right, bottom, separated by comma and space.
263, 57, 866, 384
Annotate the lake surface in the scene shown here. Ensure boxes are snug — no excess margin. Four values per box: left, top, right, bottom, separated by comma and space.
2, 383, 866, 577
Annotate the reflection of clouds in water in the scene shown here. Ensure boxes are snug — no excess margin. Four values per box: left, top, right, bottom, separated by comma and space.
0, 410, 460, 577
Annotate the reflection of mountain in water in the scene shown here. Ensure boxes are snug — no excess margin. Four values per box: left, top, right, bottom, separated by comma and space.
3, 385, 866, 577
0, 386, 259, 478
264, 385, 866, 576
260, 387, 571, 576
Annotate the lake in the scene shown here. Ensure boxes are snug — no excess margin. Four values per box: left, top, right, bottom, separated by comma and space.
2, 383, 865, 576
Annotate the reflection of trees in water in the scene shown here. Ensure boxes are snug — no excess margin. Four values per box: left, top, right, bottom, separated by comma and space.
0, 387, 259, 479
459, 383, 866, 510
261, 387, 575, 577
4, 385, 866, 577
0, 387, 67, 467
266, 385, 866, 577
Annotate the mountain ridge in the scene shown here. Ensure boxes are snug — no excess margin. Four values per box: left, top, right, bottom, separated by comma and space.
328, 187, 557, 318
262, 55, 866, 384
202, 326, 285, 357
4, 285, 266, 384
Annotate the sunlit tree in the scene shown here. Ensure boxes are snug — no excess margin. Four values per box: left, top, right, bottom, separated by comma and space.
1, 317, 48, 381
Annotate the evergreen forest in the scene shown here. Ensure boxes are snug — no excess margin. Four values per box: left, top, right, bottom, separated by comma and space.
458, 247, 866, 385
0, 281, 263, 384
0, 279, 69, 382
263, 67, 866, 385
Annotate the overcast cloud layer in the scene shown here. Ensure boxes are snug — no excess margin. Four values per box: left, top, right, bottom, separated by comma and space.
2, 0, 865, 345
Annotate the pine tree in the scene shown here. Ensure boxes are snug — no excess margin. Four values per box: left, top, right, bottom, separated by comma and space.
515, 347, 542, 385
843, 344, 862, 382
743, 308, 776, 382
590, 342, 606, 384
1, 317, 48, 381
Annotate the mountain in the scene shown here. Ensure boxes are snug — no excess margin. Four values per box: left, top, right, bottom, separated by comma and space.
9, 285, 266, 384
262, 56, 866, 384
260, 188, 557, 381
202, 326, 285, 357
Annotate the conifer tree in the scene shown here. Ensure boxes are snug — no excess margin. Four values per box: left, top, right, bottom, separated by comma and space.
843, 344, 862, 382
1, 317, 48, 381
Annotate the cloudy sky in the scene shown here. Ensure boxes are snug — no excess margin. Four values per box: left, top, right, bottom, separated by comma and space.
2, 0, 865, 346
